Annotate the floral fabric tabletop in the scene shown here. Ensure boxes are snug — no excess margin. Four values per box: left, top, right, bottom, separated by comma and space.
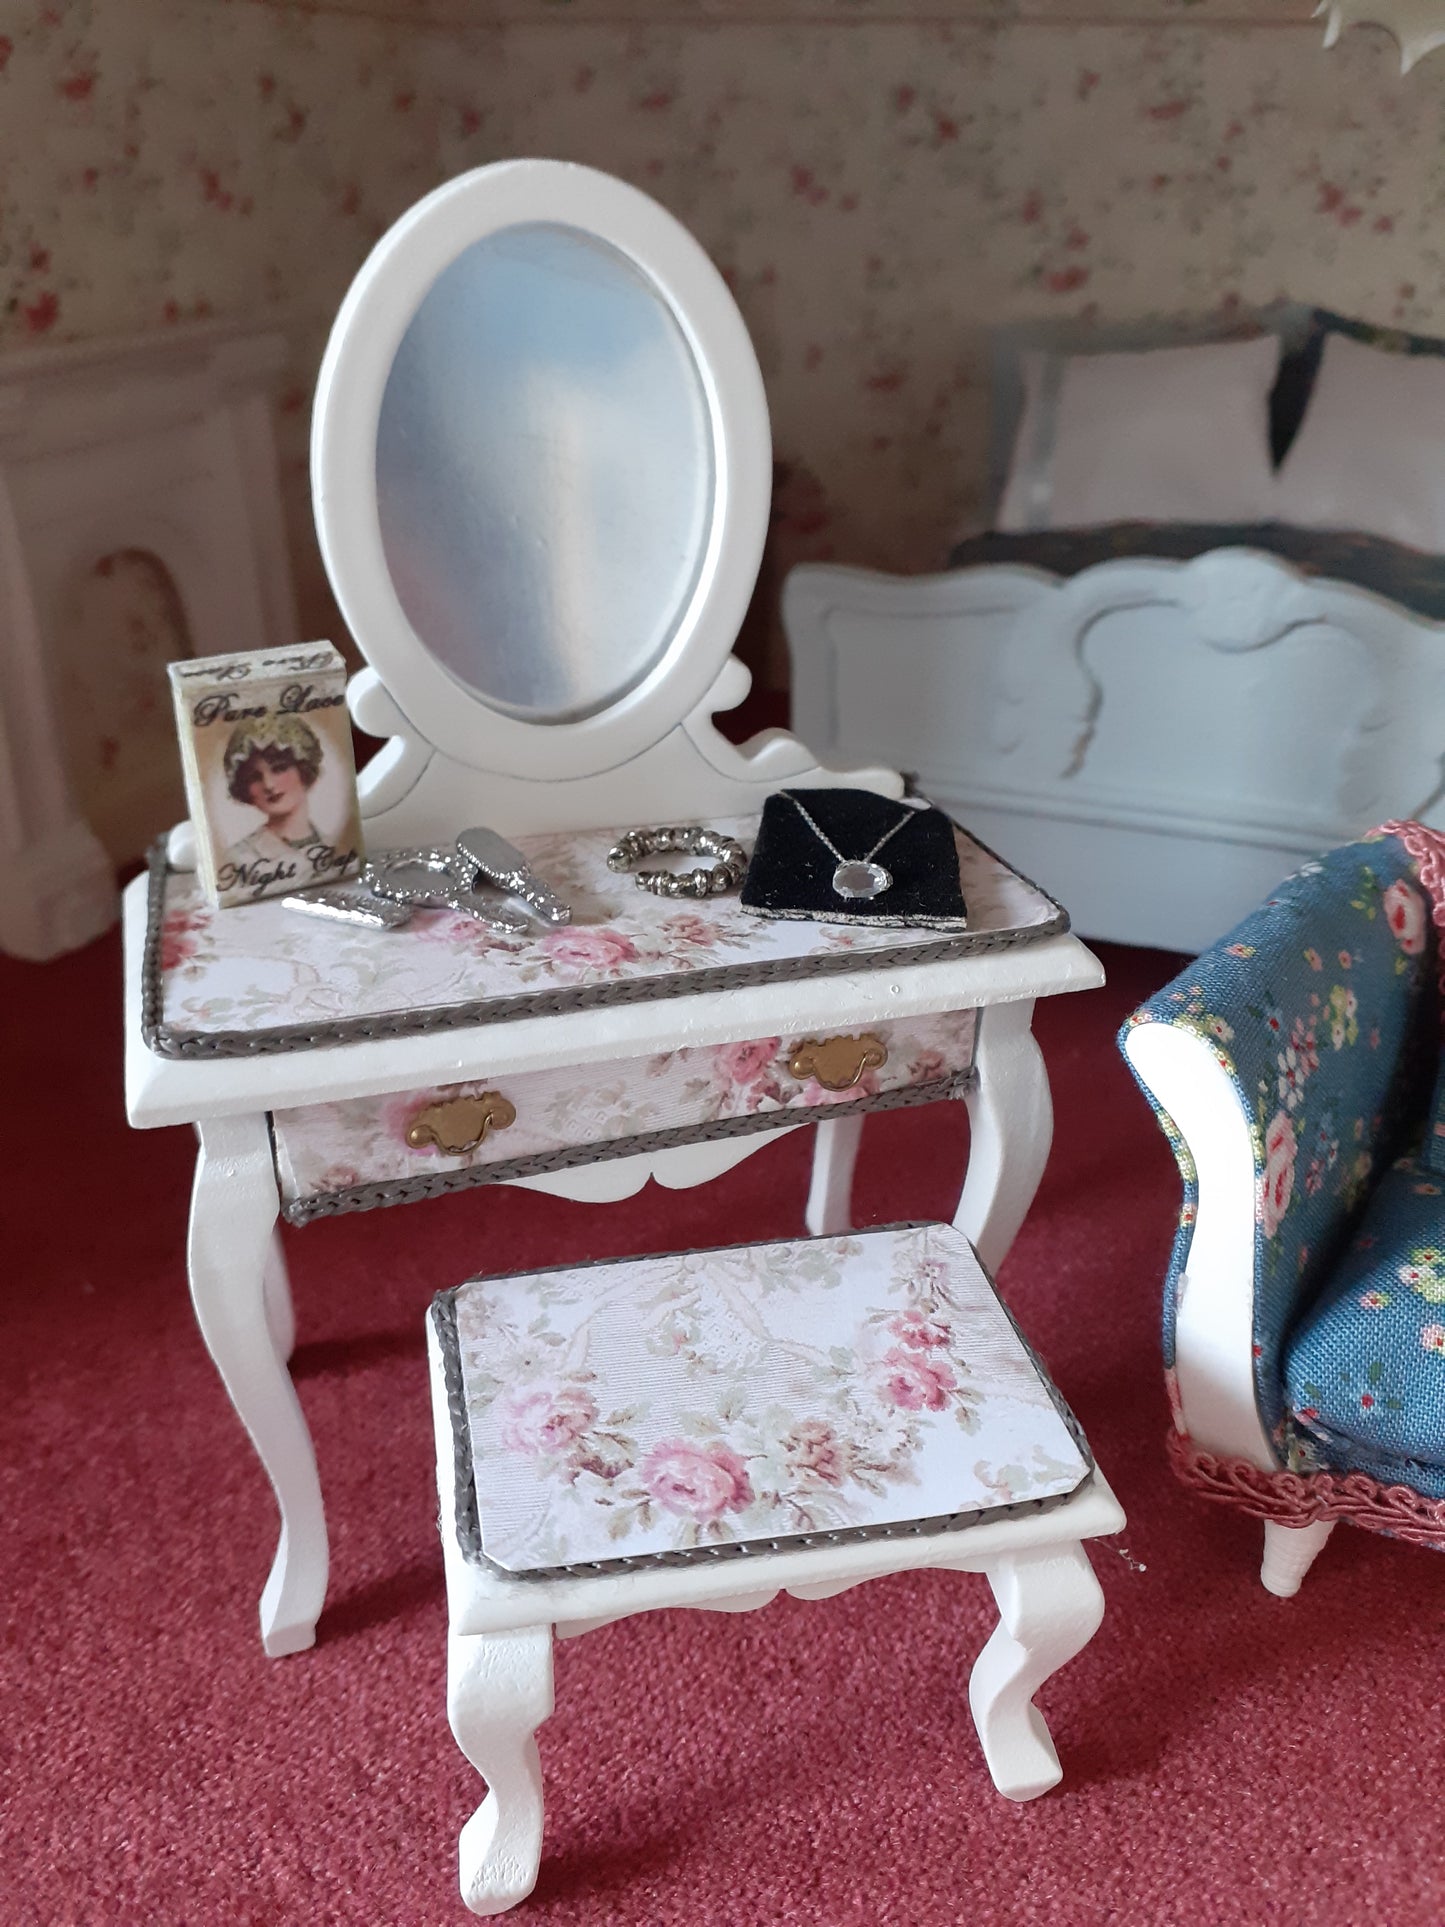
153, 815, 1063, 1052
443, 1221, 1090, 1574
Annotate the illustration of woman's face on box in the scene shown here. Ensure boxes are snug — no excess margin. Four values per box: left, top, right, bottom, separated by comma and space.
238, 749, 311, 823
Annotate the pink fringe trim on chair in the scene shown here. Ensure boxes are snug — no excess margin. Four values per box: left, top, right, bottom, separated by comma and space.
1166, 1428, 1445, 1549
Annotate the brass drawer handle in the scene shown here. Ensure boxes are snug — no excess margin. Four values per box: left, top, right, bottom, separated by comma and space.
788, 1033, 888, 1093
406, 1092, 516, 1157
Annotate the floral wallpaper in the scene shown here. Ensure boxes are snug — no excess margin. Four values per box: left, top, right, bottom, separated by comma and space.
1, 0, 1438, 695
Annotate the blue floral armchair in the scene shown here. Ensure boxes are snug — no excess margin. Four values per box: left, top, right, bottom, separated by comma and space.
1120, 823, 1445, 1594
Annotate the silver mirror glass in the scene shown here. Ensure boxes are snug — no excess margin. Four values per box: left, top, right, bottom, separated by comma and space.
375, 221, 714, 724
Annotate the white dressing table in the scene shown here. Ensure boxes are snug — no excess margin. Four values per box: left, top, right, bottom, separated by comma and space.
122, 160, 1106, 1660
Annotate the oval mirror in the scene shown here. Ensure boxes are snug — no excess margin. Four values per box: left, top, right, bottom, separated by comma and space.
374, 220, 714, 725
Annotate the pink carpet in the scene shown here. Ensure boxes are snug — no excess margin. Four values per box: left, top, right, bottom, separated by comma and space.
4, 928, 1440, 1926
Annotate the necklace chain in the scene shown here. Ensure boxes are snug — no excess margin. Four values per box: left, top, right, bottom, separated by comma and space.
786, 793, 916, 866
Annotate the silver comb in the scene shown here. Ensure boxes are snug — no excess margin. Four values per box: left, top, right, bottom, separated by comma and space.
281, 883, 414, 929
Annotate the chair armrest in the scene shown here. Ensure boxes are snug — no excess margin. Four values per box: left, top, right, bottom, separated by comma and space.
1121, 830, 1437, 1462
1124, 1020, 1274, 1466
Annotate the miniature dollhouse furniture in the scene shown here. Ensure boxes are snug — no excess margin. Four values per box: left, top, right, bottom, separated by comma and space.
784, 555, 1445, 956
0, 323, 298, 960
429, 1222, 1123, 1915
1122, 821, 1445, 1595
123, 160, 1110, 1661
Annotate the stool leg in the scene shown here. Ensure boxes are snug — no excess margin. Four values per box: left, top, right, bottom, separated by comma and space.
967, 1542, 1104, 1801
448, 1625, 555, 1916
806, 1113, 864, 1237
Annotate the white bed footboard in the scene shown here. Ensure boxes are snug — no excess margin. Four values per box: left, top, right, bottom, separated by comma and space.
784, 550, 1445, 953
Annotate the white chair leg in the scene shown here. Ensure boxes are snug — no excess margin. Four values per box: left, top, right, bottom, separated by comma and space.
1260, 1518, 1335, 1597
955, 999, 1052, 1276
189, 1114, 328, 1657
262, 1228, 296, 1363
448, 1625, 555, 1917
967, 1541, 1105, 1801
805, 1113, 864, 1237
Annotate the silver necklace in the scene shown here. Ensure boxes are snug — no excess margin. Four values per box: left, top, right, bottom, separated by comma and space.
786, 793, 917, 900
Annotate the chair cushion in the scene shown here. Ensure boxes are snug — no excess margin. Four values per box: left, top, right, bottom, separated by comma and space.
433, 1222, 1092, 1578
1283, 1154, 1445, 1495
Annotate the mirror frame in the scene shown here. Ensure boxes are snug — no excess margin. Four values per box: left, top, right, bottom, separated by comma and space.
312, 159, 772, 782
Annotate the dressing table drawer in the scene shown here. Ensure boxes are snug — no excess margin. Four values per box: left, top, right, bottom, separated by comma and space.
271, 1009, 977, 1224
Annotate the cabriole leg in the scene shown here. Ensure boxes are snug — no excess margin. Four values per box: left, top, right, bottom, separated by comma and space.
1261, 1518, 1335, 1597
967, 1542, 1104, 1801
806, 1113, 864, 1237
956, 999, 1052, 1276
189, 1113, 327, 1656
448, 1624, 555, 1916
262, 1227, 296, 1363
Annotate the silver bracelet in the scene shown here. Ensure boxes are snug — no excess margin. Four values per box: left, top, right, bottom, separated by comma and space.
606, 825, 748, 899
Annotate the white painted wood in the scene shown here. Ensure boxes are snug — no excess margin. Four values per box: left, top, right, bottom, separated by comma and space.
956, 1000, 1051, 1278
447, 1625, 554, 1917
427, 1318, 1122, 1910
123, 875, 1102, 1127
1319, 0, 1445, 71
0, 324, 298, 958
1260, 1519, 1336, 1596
312, 159, 772, 785
804, 1113, 864, 1236
189, 1113, 327, 1657
262, 1229, 296, 1365
785, 552, 1445, 954
510, 1129, 795, 1204
347, 658, 903, 862
966, 1542, 1106, 1801
1122, 1020, 1275, 1469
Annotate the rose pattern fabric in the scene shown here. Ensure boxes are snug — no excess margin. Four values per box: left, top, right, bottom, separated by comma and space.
1284, 1155, 1445, 1497
271, 1008, 977, 1212
639, 1441, 755, 1524
1122, 827, 1445, 1507
1423, 1054, 1445, 1175
156, 816, 1056, 1047
445, 1223, 1088, 1571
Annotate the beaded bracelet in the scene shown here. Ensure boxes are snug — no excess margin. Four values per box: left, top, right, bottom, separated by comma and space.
606, 825, 749, 899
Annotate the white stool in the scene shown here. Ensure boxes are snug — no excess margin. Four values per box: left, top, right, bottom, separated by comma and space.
426, 1223, 1124, 1915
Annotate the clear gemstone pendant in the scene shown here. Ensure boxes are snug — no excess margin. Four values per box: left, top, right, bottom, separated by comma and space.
832, 860, 892, 899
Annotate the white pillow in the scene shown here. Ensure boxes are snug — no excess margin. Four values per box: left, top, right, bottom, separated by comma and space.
1275, 329, 1445, 551
996, 335, 1281, 533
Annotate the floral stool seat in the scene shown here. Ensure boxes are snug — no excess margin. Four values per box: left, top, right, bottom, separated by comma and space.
426, 1221, 1124, 1915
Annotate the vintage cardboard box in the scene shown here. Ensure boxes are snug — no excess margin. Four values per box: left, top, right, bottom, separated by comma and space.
168, 643, 363, 907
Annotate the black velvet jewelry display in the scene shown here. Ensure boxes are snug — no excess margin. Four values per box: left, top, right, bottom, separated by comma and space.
740, 789, 969, 929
